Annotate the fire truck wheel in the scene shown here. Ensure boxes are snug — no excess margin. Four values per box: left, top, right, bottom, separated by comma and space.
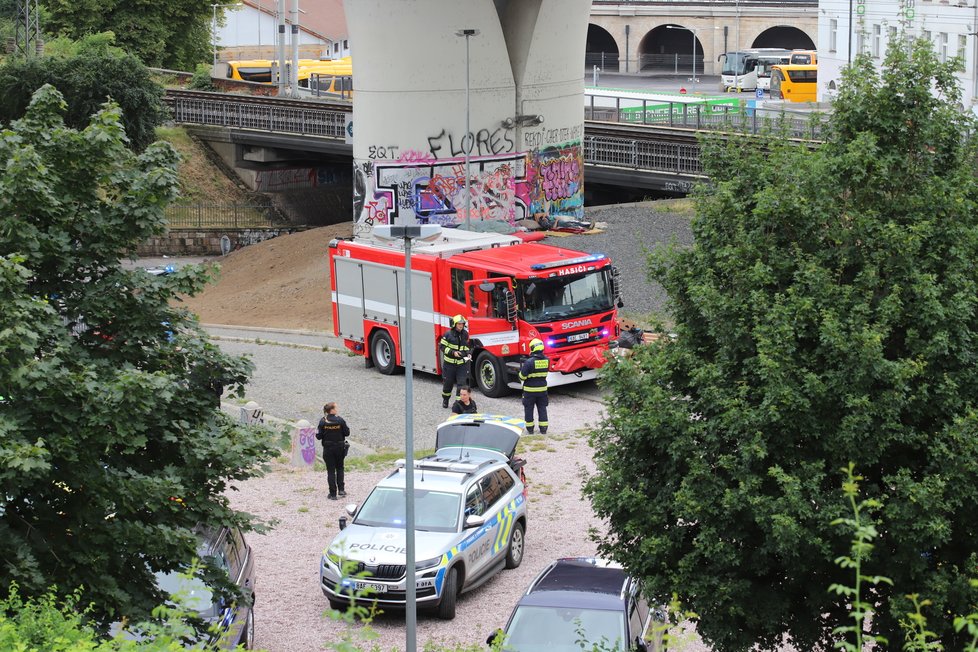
475, 351, 510, 398
370, 330, 401, 375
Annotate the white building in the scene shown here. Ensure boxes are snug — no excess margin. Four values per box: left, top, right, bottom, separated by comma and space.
213, 0, 349, 61
818, 0, 978, 107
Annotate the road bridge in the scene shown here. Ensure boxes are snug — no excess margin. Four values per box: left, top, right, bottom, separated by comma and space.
165, 89, 821, 200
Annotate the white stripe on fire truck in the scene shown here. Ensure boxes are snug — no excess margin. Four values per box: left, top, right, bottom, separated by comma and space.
333, 292, 443, 326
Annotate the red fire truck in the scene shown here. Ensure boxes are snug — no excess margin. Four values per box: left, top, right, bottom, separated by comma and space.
328, 228, 623, 396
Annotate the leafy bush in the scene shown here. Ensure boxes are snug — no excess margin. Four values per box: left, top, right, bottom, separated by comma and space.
585, 33, 978, 652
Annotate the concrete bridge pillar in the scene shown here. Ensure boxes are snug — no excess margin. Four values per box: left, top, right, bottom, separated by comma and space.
345, 0, 590, 234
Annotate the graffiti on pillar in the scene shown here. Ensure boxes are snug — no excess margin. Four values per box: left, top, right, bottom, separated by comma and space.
521, 141, 585, 222
299, 427, 317, 465
353, 126, 583, 235
353, 152, 527, 237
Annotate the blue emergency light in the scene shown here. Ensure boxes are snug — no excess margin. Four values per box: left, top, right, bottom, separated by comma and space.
529, 253, 606, 271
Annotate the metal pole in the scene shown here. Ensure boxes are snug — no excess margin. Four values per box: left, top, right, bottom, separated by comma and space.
464, 32, 472, 229
277, 0, 286, 94
404, 235, 417, 652
691, 30, 697, 91
735, 0, 741, 89
212, 4, 219, 65
848, 0, 854, 63
290, 0, 300, 96
257, 0, 261, 55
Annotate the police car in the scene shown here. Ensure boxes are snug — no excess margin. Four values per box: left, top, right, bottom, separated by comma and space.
320, 414, 528, 619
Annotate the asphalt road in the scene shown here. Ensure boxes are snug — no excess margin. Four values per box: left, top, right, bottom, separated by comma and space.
205, 325, 607, 454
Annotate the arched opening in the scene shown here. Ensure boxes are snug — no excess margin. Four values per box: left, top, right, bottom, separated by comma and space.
586, 24, 620, 72
751, 26, 815, 50
638, 24, 703, 73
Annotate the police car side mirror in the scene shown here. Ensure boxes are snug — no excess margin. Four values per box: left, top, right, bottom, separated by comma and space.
464, 514, 486, 529
345, 504, 357, 517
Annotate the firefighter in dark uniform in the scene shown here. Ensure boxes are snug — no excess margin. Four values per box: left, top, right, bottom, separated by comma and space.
440, 314, 471, 408
519, 338, 550, 434
316, 402, 350, 500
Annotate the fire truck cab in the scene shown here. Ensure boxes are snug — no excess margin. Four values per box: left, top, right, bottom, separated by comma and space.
328, 228, 622, 397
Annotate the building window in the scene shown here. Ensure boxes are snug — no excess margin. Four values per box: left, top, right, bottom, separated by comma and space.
857, 32, 865, 55
830, 19, 838, 52
343, 39, 349, 49
873, 24, 881, 58
334, 42, 339, 53
959, 34, 968, 60
922, 30, 931, 45
938, 33, 948, 62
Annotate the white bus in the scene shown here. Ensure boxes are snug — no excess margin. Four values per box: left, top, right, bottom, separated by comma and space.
718, 48, 792, 93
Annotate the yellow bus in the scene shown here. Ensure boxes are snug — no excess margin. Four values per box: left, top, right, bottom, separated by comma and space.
771, 64, 817, 103
789, 49, 817, 65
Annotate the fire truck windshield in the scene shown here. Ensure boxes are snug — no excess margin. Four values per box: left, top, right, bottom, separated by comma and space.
518, 269, 615, 323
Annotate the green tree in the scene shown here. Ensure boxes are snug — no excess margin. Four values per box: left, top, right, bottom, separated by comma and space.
42, 0, 212, 70
584, 37, 978, 651
0, 85, 276, 626
0, 33, 168, 152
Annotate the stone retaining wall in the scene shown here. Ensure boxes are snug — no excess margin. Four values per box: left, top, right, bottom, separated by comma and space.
138, 228, 303, 256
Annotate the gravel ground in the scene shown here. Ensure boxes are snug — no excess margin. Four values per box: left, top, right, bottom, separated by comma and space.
218, 340, 616, 652
554, 201, 695, 323
211, 202, 706, 652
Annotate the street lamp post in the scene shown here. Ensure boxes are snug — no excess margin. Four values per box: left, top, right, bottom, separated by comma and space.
211, 3, 242, 66
667, 25, 707, 92
371, 225, 442, 652
456, 29, 479, 230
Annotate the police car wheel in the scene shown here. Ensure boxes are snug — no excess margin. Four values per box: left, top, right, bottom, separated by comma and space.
436, 567, 458, 620
505, 521, 525, 569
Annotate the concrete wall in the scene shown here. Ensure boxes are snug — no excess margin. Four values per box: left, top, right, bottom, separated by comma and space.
345, 0, 589, 235
590, 6, 817, 76
138, 228, 302, 256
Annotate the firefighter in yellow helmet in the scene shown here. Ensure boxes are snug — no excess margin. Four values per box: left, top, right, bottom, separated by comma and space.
439, 314, 471, 408
519, 338, 550, 434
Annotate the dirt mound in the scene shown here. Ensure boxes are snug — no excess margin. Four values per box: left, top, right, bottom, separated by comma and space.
180, 223, 352, 331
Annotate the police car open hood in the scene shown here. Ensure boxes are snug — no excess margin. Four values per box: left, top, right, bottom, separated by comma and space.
329, 525, 455, 565
435, 414, 522, 460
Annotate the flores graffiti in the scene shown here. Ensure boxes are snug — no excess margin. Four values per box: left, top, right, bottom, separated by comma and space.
353, 139, 585, 233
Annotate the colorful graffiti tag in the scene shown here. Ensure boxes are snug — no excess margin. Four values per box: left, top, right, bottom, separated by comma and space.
354, 131, 584, 235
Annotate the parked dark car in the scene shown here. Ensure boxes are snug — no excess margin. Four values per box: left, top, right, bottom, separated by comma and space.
120, 525, 256, 649
488, 557, 661, 652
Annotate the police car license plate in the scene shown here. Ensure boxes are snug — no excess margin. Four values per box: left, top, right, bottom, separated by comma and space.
567, 332, 589, 342
355, 581, 387, 593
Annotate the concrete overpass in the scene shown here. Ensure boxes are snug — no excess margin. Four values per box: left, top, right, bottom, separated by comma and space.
587, 0, 817, 76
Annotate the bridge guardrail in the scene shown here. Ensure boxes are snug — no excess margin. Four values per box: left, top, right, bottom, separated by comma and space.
165, 90, 823, 180
167, 94, 348, 138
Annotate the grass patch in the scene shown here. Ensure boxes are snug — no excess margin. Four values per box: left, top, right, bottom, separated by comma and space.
296, 486, 316, 494
273, 499, 287, 506
518, 436, 550, 453
345, 448, 436, 472
298, 506, 310, 513
534, 483, 554, 496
